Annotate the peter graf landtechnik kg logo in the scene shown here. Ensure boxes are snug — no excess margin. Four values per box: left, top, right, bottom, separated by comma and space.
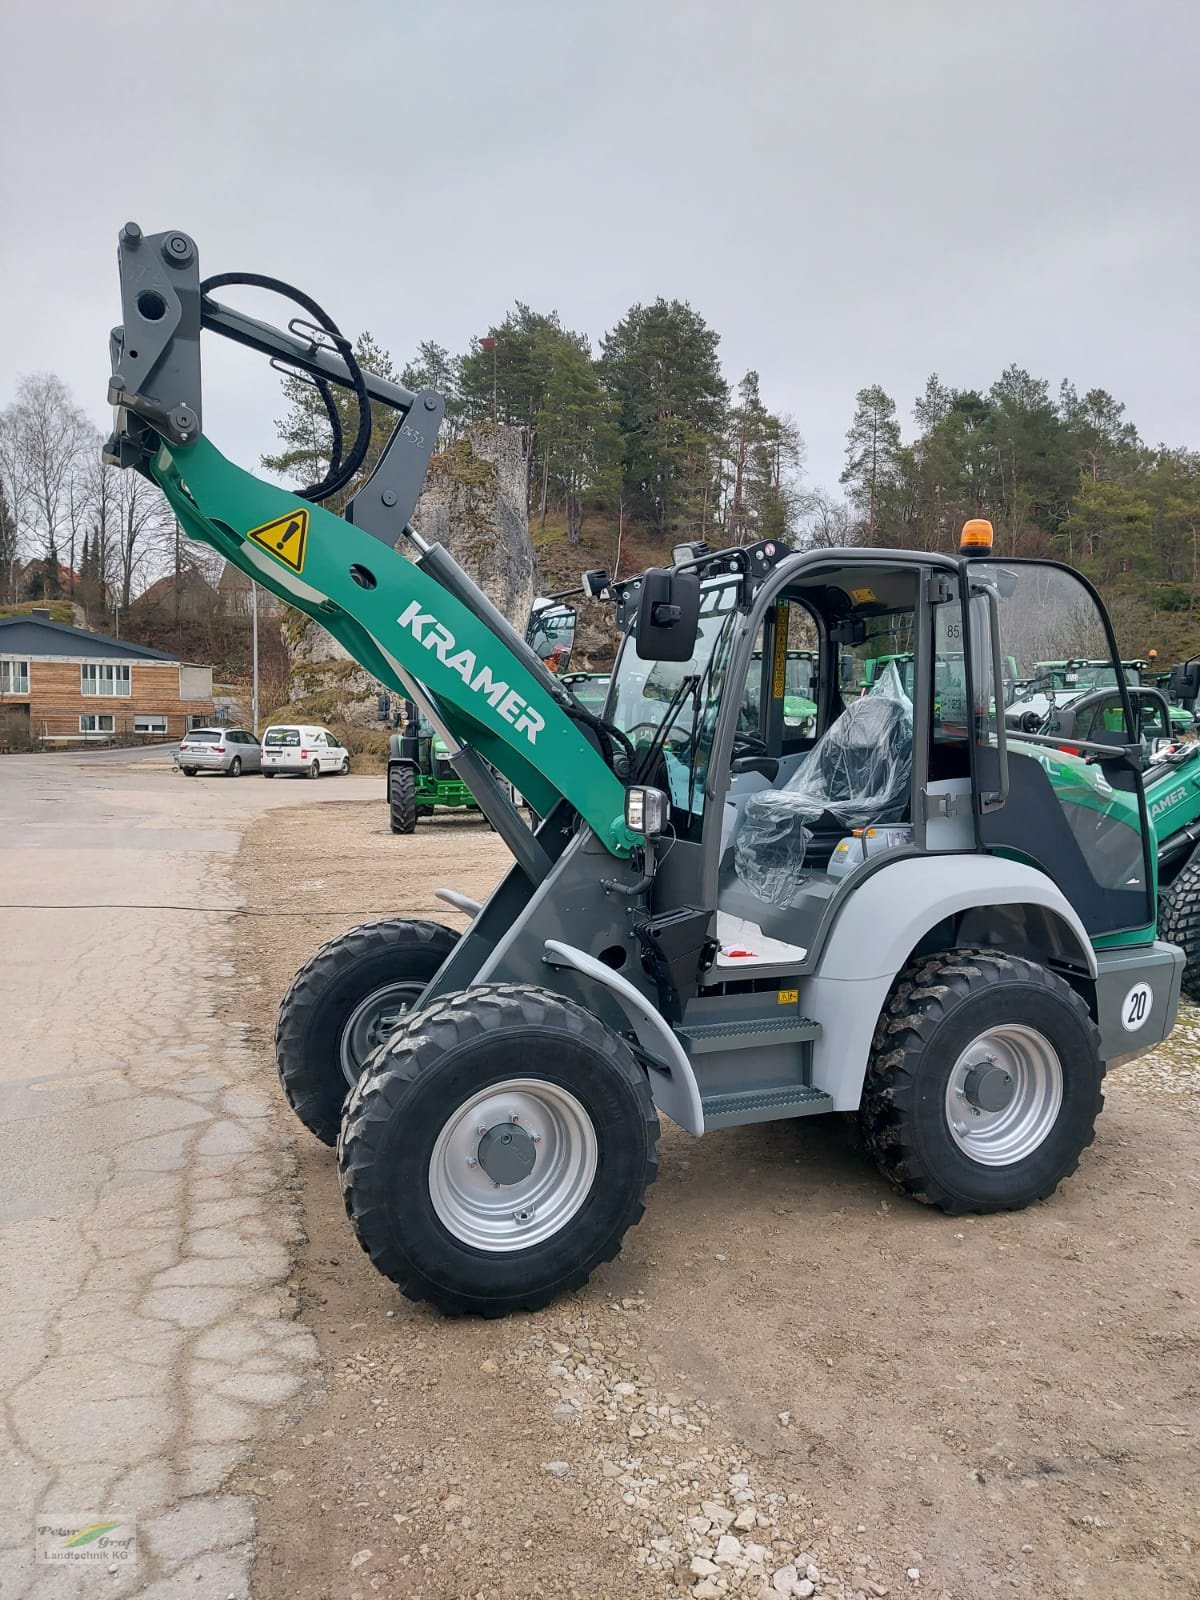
35, 1515, 137, 1565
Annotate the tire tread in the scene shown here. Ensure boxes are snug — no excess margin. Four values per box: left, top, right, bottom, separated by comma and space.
860, 947, 1105, 1214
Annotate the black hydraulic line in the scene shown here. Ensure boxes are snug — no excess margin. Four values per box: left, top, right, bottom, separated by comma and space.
199, 272, 372, 503
312, 376, 344, 479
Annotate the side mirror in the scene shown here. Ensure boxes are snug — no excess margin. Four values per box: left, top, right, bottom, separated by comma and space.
1169, 662, 1200, 706
527, 603, 577, 674
634, 568, 700, 662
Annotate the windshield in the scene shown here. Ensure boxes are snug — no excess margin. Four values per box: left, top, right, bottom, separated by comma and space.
568, 676, 610, 713
610, 576, 741, 832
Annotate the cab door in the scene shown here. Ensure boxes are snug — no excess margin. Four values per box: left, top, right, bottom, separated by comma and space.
965, 560, 1155, 941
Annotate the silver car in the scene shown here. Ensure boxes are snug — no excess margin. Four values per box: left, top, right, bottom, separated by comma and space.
175, 727, 263, 777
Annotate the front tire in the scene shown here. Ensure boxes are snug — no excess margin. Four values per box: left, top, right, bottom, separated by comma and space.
339, 756, 350, 775
389, 765, 417, 834
228, 756, 242, 777
1159, 854, 1200, 1000
275, 918, 459, 1145
339, 985, 659, 1316
859, 949, 1104, 1214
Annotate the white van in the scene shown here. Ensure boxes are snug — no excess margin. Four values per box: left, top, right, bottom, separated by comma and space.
261, 724, 350, 779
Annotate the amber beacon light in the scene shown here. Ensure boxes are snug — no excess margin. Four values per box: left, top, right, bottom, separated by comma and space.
960, 518, 994, 554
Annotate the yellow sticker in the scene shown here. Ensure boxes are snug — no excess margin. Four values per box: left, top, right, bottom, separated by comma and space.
772, 603, 789, 700
777, 988, 798, 1006
247, 509, 309, 573
849, 585, 876, 605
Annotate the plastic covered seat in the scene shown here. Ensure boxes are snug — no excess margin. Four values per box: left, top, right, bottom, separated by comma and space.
734, 664, 913, 905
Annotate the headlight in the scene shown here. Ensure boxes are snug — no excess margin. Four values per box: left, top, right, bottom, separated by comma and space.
624, 786, 668, 837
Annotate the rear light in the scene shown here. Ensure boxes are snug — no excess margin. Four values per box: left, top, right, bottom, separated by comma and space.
214, 746, 225, 753
1058, 744, 1080, 757
179, 742, 186, 750
300, 749, 308, 758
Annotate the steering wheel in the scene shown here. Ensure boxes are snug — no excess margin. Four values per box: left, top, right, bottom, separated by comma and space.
732, 732, 768, 761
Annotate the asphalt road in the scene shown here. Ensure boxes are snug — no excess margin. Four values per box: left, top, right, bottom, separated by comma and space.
0, 749, 379, 1597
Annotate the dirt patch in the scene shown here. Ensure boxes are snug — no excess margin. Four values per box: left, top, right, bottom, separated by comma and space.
233, 799, 1200, 1600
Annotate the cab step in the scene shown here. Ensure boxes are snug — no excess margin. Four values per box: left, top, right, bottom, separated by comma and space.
676, 1015, 822, 1054
700, 1083, 833, 1130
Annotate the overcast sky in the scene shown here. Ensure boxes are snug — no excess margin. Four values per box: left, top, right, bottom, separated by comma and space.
2, 0, 1197, 496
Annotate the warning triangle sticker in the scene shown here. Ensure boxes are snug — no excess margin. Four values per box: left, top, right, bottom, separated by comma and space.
246, 508, 309, 573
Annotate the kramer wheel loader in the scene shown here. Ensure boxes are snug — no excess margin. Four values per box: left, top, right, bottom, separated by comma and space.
105, 227, 1183, 1317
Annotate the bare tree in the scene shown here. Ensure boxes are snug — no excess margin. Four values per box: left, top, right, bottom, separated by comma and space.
798, 490, 859, 550
1, 374, 93, 584
106, 468, 174, 614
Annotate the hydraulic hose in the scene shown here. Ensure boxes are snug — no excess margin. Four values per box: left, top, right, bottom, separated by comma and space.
199, 271, 372, 503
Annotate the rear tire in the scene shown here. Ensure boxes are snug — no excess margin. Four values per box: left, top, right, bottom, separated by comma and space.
307, 761, 320, 780
182, 767, 197, 777
859, 948, 1104, 1214
389, 765, 417, 834
275, 918, 459, 1145
339, 984, 659, 1316
228, 756, 242, 777
1159, 854, 1200, 999
262, 770, 276, 778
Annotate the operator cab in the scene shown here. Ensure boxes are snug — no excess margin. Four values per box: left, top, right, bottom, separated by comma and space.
608, 530, 1157, 986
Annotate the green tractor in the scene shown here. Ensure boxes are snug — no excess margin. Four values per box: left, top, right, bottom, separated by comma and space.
740, 649, 818, 738
1006, 657, 1192, 735
106, 226, 1183, 1318
387, 596, 582, 831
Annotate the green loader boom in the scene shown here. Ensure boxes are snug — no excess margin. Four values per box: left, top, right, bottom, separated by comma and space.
105, 224, 636, 864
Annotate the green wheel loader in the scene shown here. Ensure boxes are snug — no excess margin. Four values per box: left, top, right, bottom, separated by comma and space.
1041, 670, 1200, 996
105, 225, 1183, 1317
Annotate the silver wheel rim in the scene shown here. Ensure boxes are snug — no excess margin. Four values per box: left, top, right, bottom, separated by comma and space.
340, 981, 425, 1086
945, 1023, 1063, 1165
428, 1079, 598, 1252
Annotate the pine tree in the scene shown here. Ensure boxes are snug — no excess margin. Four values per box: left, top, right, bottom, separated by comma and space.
535, 344, 621, 544
0, 474, 15, 604
262, 333, 402, 514
840, 386, 901, 541
600, 299, 729, 537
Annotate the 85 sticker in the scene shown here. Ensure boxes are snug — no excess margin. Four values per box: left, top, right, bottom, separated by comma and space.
1120, 982, 1153, 1032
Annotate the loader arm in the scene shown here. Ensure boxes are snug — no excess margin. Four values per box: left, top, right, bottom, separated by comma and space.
105, 223, 636, 858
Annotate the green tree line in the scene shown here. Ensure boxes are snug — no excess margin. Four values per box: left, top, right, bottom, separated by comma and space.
839, 370, 1200, 656
264, 301, 804, 552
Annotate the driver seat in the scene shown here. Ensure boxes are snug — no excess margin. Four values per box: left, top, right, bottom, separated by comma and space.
735, 690, 913, 891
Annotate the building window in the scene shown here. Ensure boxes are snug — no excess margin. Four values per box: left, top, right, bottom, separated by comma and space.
188, 713, 208, 730
0, 660, 30, 695
81, 663, 131, 697
79, 714, 115, 734
134, 714, 168, 734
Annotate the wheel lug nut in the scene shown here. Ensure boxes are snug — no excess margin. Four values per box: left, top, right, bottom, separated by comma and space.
530, 1131, 541, 1143
466, 1157, 477, 1168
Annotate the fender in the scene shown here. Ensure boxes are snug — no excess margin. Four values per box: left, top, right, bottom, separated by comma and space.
801, 855, 1098, 1111
543, 939, 704, 1135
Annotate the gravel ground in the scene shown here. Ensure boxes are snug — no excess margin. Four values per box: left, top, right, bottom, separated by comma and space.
231, 799, 1200, 1600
